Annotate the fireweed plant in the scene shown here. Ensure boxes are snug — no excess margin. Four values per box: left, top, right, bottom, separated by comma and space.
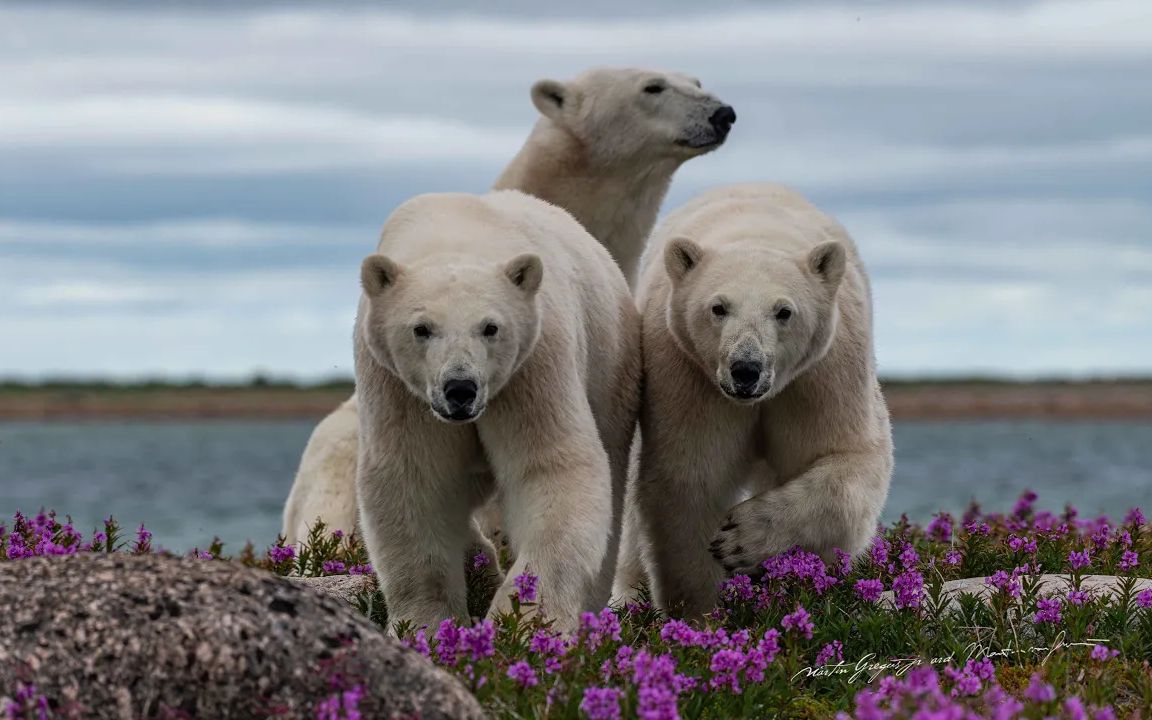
3, 491, 1152, 718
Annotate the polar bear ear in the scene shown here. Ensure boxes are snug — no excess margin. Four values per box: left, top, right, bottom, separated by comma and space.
504, 253, 544, 296
531, 79, 568, 121
664, 237, 704, 284
361, 254, 403, 297
807, 241, 847, 288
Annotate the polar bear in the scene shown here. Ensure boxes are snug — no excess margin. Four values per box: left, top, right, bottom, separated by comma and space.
283, 67, 734, 546
355, 191, 640, 632
628, 183, 893, 617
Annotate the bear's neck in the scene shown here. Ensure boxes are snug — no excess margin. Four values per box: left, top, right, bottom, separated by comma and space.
492, 119, 681, 286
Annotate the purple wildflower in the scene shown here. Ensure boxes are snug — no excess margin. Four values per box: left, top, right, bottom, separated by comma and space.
1124, 508, 1147, 527
854, 578, 884, 603
1137, 589, 1152, 608
322, 560, 347, 574
926, 513, 954, 542
1067, 590, 1090, 606
268, 543, 295, 565
815, 641, 844, 667
506, 660, 538, 688
348, 563, 373, 575
472, 552, 490, 570
1032, 598, 1062, 625
1012, 490, 1038, 517
892, 569, 925, 609
514, 572, 538, 603
462, 619, 495, 661
580, 687, 622, 720
781, 605, 814, 639
944, 548, 963, 566
709, 648, 747, 693
579, 608, 622, 651
1024, 673, 1056, 703
1068, 549, 1092, 571
1119, 550, 1139, 571
1090, 645, 1118, 661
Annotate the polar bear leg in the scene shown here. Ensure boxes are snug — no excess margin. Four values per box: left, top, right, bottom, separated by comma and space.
282, 394, 360, 545
478, 395, 612, 632
711, 450, 892, 573
637, 342, 759, 618
611, 438, 646, 603
357, 421, 484, 635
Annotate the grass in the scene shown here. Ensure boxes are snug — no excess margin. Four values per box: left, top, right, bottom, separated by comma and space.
3, 492, 1152, 718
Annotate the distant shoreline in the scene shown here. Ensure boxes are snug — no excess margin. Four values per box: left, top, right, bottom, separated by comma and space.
1, 380, 1151, 421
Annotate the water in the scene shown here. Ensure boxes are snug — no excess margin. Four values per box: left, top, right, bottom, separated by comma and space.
1, 420, 1150, 552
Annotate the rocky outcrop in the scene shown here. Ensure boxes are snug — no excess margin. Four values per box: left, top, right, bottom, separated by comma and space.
0, 554, 481, 719
880, 573, 1152, 611
287, 574, 376, 608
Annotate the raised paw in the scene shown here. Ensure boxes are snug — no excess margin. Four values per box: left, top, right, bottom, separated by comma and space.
708, 496, 789, 578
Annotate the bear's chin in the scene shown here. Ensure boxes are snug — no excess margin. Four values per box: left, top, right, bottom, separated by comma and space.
430, 405, 485, 424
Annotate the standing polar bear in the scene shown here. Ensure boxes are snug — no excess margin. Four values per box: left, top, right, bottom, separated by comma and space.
282, 67, 734, 545
355, 191, 640, 632
631, 183, 893, 617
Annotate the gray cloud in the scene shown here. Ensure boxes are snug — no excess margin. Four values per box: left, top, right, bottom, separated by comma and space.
0, 0, 1149, 378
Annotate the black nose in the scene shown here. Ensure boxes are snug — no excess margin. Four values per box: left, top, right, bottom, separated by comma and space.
443, 379, 477, 412
730, 360, 761, 390
709, 105, 737, 137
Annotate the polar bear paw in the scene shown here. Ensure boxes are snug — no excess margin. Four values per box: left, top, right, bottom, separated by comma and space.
709, 495, 793, 578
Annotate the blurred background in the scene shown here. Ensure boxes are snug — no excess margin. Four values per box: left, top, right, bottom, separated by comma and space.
1, 0, 1149, 551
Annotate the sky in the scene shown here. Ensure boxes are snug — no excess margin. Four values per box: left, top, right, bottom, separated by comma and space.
1, 0, 1150, 381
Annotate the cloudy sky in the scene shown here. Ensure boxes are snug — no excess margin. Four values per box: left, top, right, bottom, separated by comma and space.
1, 0, 1150, 380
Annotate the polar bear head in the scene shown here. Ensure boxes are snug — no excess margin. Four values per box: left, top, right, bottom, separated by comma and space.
663, 236, 846, 403
359, 246, 542, 424
530, 67, 735, 165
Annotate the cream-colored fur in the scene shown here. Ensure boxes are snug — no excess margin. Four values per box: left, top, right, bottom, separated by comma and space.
624, 183, 893, 618
355, 191, 640, 632
283, 67, 732, 546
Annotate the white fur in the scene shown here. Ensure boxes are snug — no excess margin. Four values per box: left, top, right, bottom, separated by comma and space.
282, 67, 732, 547
621, 183, 893, 617
355, 191, 640, 632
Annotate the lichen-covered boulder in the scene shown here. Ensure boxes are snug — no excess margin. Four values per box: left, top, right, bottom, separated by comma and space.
0, 554, 481, 719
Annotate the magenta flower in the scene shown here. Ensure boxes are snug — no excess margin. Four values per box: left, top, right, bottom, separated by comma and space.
472, 552, 490, 570
943, 548, 963, 566
1067, 590, 1090, 606
1124, 508, 1147, 527
1024, 673, 1056, 702
1068, 549, 1092, 571
268, 543, 295, 565
514, 572, 538, 603
1007, 534, 1037, 554
1118, 550, 1139, 571
579, 608, 622, 651
1090, 645, 1118, 661
892, 569, 925, 609
708, 648, 748, 693
834, 548, 853, 576
926, 513, 954, 542
463, 619, 495, 661
1012, 490, 1038, 517
403, 628, 430, 658
898, 542, 919, 569
854, 579, 884, 603
348, 563, 373, 575
580, 687, 622, 720
506, 660, 538, 688
322, 560, 346, 574
815, 641, 844, 667
1137, 589, 1152, 608
781, 605, 814, 639
1032, 598, 1062, 625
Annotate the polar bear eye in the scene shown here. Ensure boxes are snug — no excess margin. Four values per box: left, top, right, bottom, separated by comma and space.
643, 83, 665, 95
711, 303, 728, 318
775, 307, 793, 322
483, 323, 499, 338
413, 325, 432, 339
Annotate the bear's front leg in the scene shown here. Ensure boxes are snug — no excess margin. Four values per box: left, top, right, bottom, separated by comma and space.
710, 451, 892, 574
636, 349, 760, 619
478, 390, 612, 632
356, 407, 486, 636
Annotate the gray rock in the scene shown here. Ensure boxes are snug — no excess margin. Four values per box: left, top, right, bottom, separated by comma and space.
287, 574, 376, 608
0, 554, 482, 720
880, 573, 1152, 612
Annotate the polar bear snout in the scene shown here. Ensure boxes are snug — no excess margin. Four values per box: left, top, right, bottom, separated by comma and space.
432, 376, 486, 423
708, 105, 737, 141
720, 358, 773, 403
